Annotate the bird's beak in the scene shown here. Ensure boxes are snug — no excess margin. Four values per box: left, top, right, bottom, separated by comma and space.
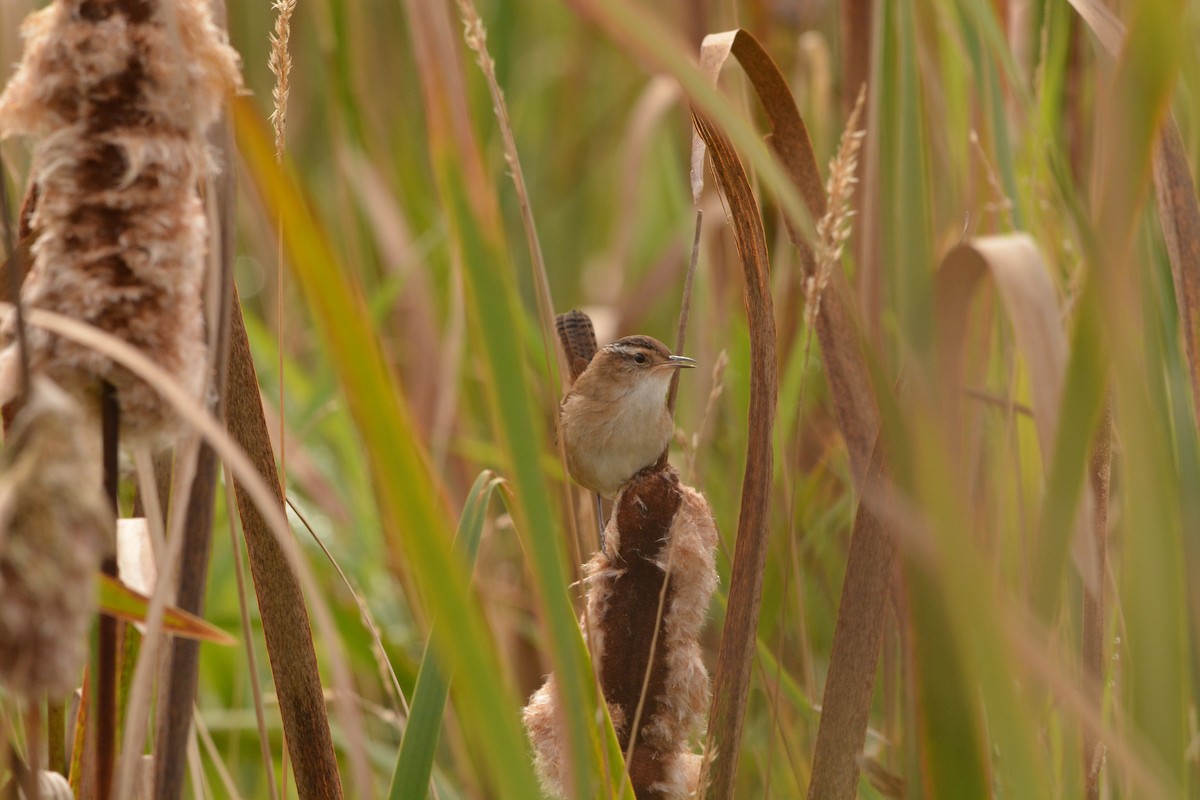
664, 355, 696, 369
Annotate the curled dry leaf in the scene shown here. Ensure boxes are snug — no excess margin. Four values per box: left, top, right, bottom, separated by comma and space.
934, 235, 1099, 594
691, 29, 781, 799
936, 234, 1111, 800
693, 29, 878, 483
524, 464, 718, 799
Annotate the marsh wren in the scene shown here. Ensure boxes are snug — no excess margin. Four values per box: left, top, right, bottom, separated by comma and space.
559, 335, 695, 497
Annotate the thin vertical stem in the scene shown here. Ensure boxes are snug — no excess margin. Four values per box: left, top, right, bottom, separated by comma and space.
154, 46, 239, 793
22, 707, 40, 799
0, 161, 29, 404
1082, 402, 1112, 800
96, 381, 120, 800
667, 209, 702, 417
225, 464, 280, 800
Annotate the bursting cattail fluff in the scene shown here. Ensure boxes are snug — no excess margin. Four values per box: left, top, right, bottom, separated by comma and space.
0, 0, 243, 448
524, 466, 718, 798
0, 378, 111, 697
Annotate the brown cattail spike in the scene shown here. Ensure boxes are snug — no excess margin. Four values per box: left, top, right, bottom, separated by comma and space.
0, 0, 244, 449
555, 308, 598, 384
0, 377, 111, 698
524, 463, 717, 798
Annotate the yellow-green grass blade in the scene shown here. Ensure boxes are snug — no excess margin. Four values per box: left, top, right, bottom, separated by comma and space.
884, 0, 935, 363
438, 168, 629, 795
1032, 293, 1106, 617
97, 575, 235, 646
1047, 0, 1190, 787
389, 471, 503, 800
871, 356, 1050, 799
233, 97, 542, 798
905, 566, 990, 799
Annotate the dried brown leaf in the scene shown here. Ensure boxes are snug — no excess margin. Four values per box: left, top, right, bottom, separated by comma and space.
226, 290, 344, 799
1066, 0, 1124, 55
694, 30, 878, 480
690, 36, 779, 798
807, 446, 892, 799
690, 29, 885, 800
934, 235, 1099, 592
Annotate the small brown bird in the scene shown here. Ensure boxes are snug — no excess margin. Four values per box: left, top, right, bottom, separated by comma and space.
559, 335, 695, 497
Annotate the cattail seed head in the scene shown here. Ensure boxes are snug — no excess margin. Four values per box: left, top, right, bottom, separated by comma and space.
0, 377, 111, 697
524, 465, 718, 798
0, 0, 243, 449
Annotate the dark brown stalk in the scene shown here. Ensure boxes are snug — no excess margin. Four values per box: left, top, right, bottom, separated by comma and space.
1082, 403, 1111, 800
605, 468, 682, 793
691, 106, 777, 799
21, 710, 39, 800
524, 462, 716, 798
96, 380, 119, 800
840, 0, 872, 114
153, 59, 238, 800
841, 0, 880, 348
808, 447, 892, 798
688, 28, 889, 798
227, 287, 343, 799
692, 30, 886, 799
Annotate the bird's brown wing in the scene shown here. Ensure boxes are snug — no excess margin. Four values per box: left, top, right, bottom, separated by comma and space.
555, 308, 598, 384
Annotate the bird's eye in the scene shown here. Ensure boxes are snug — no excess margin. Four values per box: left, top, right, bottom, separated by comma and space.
634, 353, 647, 364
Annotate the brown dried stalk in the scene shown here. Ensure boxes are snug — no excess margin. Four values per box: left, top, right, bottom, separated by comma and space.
227, 287, 345, 800
689, 31, 783, 799
688, 29, 884, 800
155, 0, 241, 789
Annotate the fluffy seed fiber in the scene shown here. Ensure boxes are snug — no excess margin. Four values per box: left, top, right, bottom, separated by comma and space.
0, 378, 111, 697
0, 0, 243, 448
524, 465, 718, 798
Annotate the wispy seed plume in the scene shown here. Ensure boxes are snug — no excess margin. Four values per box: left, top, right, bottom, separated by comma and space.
269, 0, 297, 163
0, 0, 243, 449
806, 84, 867, 326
